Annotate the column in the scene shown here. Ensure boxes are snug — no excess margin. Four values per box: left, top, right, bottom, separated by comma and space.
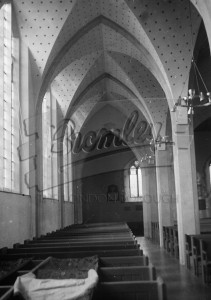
156, 146, 174, 247
142, 162, 158, 238
172, 112, 200, 265
20, 42, 37, 237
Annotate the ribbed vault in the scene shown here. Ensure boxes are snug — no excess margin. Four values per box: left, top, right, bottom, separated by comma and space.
8, 0, 204, 134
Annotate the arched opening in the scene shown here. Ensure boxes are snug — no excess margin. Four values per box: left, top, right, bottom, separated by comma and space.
129, 162, 143, 200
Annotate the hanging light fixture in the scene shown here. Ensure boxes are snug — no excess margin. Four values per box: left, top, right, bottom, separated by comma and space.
172, 90, 211, 115
171, 2, 211, 116
148, 134, 174, 148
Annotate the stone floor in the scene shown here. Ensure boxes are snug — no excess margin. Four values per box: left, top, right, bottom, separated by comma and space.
136, 237, 211, 300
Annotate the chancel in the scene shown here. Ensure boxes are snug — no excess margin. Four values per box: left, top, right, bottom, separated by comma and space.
0, 0, 211, 299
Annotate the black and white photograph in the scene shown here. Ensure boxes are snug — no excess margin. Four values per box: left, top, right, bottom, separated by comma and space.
0, 0, 211, 299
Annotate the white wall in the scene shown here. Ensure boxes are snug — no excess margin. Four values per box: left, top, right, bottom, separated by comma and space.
0, 191, 73, 247
0, 191, 32, 248
41, 198, 61, 235
63, 202, 74, 227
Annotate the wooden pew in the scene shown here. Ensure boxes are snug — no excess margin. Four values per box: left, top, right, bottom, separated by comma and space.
33, 234, 134, 241
185, 234, 192, 269
22, 240, 137, 248
32, 237, 135, 245
200, 218, 211, 234
163, 226, 178, 258
0, 253, 164, 300
151, 222, 156, 242
13, 242, 138, 250
38, 233, 134, 241
0, 222, 166, 299
22, 239, 137, 248
200, 239, 211, 284
63, 222, 129, 228
163, 227, 168, 251
151, 222, 159, 244
187, 234, 211, 278
0, 257, 157, 300
172, 226, 179, 259
0, 248, 143, 260
45, 232, 133, 239
93, 277, 167, 300
99, 264, 156, 282
47, 224, 132, 233
99, 256, 149, 267
163, 226, 172, 253
50, 226, 132, 234
70, 222, 128, 229
4, 243, 139, 256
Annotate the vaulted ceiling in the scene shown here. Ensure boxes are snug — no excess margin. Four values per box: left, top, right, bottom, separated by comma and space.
7, 0, 204, 133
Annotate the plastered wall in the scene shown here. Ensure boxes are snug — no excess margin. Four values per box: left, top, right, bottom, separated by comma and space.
0, 191, 32, 248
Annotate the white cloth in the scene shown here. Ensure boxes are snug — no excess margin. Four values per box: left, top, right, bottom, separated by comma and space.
14, 269, 98, 300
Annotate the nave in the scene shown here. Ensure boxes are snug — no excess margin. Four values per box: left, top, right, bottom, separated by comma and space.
2, 221, 211, 299
137, 237, 211, 300
0, 222, 166, 300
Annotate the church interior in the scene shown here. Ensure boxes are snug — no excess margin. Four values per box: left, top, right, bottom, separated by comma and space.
0, 0, 211, 299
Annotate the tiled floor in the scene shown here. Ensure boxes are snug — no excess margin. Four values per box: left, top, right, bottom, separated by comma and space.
136, 237, 211, 300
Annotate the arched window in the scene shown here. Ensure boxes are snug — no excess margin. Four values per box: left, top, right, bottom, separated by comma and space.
129, 161, 143, 198
63, 122, 73, 202
0, 3, 20, 192
42, 90, 58, 199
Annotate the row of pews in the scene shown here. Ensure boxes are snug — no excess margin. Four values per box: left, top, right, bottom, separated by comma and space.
0, 222, 167, 300
152, 222, 179, 259
151, 219, 211, 285
151, 222, 160, 245
185, 218, 211, 285
163, 225, 179, 259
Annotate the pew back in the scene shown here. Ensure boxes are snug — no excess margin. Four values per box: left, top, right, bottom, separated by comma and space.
99, 264, 156, 281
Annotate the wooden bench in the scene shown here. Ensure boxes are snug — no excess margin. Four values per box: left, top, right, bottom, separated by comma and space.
200, 238, 211, 284
185, 234, 192, 269
163, 227, 169, 252
50, 226, 132, 234
0, 222, 166, 299
70, 222, 128, 229
163, 226, 172, 253
0, 257, 157, 299
34, 234, 134, 240
22, 240, 137, 248
45, 232, 133, 239
33, 237, 135, 244
200, 225, 211, 234
199, 218, 211, 234
0, 248, 143, 260
55, 224, 131, 233
13, 241, 138, 250
4, 243, 139, 256
99, 256, 149, 267
99, 264, 156, 282
38, 233, 134, 241
186, 234, 211, 279
163, 226, 178, 258
172, 227, 179, 259
151, 222, 159, 244
93, 277, 167, 300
